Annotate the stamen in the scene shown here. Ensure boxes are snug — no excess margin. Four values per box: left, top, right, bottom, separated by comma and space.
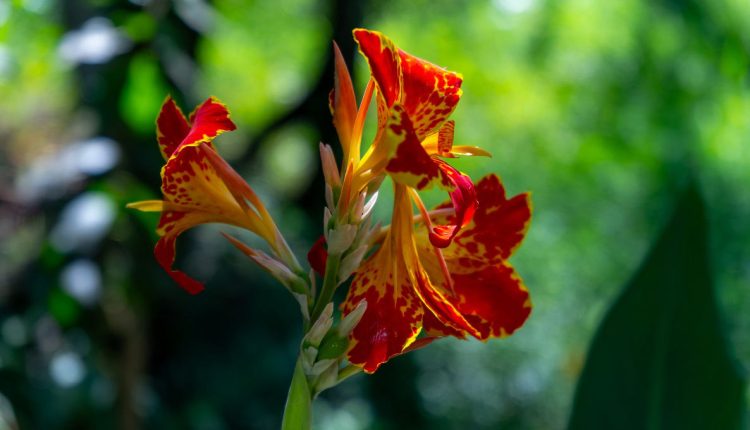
408, 189, 454, 293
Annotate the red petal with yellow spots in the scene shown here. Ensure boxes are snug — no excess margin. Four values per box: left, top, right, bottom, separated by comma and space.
353, 29, 462, 140
410, 267, 480, 339
353, 29, 400, 108
422, 264, 531, 339
343, 251, 424, 373
157, 96, 236, 160
154, 144, 253, 293
457, 264, 530, 339
446, 174, 531, 270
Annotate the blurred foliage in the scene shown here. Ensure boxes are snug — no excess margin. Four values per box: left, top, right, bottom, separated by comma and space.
0, 0, 747, 429
569, 183, 745, 430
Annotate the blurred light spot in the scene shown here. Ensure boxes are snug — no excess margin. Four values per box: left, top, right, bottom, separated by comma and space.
60, 259, 102, 306
0, 392, 18, 430
16, 137, 120, 203
314, 398, 372, 430
1, 317, 27, 347
128, 0, 151, 5
34, 317, 62, 354
22, 0, 50, 13
50, 192, 115, 253
270, 68, 305, 107
174, 0, 215, 33
58, 17, 131, 65
493, 0, 535, 14
0, 45, 12, 80
259, 124, 316, 198
0, 3, 9, 29
75, 137, 121, 175
50, 351, 85, 388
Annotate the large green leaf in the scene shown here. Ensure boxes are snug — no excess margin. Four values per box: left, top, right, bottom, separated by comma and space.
568, 183, 747, 430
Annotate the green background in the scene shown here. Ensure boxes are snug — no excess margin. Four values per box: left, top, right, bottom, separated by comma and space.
0, 0, 747, 428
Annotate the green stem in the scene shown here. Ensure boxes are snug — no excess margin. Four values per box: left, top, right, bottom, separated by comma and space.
310, 253, 342, 323
281, 357, 312, 430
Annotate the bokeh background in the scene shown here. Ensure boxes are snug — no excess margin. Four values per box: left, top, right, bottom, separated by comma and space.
0, 0, 748, 429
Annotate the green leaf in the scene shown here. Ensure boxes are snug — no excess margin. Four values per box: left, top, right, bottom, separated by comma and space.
281, 359, 311, 430
568, 182, 747, 430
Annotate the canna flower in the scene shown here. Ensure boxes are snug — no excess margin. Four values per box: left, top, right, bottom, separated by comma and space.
330, 29, 488, 247
320, 29, 532, 372
343, 174, 532, 372
128, 96, 301, 294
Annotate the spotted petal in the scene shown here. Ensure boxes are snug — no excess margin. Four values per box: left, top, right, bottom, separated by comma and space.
157, 96, 236, 160
353, 28, 462, 140
383, 105, 449, 190
423, 263, 531, 339
443, 174, 532, 271
130, 145, 255, 293
343, 249, 424, 373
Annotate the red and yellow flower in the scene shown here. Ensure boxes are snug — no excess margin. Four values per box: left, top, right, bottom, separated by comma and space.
325, 29, 532, 372
128, 97, 300, 294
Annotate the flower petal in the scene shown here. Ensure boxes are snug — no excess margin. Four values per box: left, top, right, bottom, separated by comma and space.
398, 48, 462, 140
353, 29, 462, 141
427, 160, 477, 248
153, 210, 215, 294
156, 96, 192, 160
410, 266, 480, 339
383, 105, 449, 190
342, 250, 424, 373
451, 263, 531, 339
307, 235, 328, 276
353, 28, 400, 108
173, 97, 236, 157
331, 42, 358, 161
161, 146, 247, 223
443, 174, 532, 270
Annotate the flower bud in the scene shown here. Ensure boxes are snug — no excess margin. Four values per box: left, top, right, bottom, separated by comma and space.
338, 244, 368, 284
325, 223, 357, 255
338, 299, 367, 338
223, 233, 307, 294
319, 143, 341, 188
304, 302, 333, 348
316, 300, 367, 360
312, 361, 339, 394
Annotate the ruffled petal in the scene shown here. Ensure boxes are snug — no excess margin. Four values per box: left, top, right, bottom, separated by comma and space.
153, 210, 216, 294
156, 96, 191, 160
449, 263, 531, 339
443, 174, 532, 271
174, 97, 236, 156
398, 48, 462, 140
342, 249, 424, 373
353, 28, 400, 108
427, 160, 477, 248
353, 29, 462, 141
